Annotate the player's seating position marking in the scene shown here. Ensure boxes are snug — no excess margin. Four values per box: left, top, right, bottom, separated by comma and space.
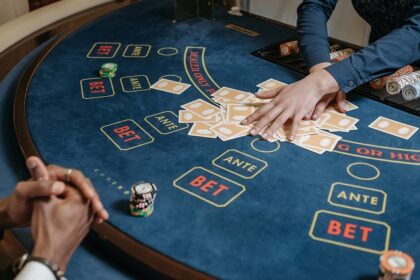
346, 162, 380, 181
87, 42, 121, 58
173, 167, 246, 207
157, 47, 179, 56
80, 77, 115, 99
100, 119, 154, 151
250, 138, 280, 153
122, 44, 151, 58
309, 210, 390, 254
212, 149, 268, 179
120, 75, 151, 93
328, 182, 387, 214
144, 111, 189, 135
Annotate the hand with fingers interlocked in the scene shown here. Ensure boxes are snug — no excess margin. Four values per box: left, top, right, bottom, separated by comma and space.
0, 156, 108, 230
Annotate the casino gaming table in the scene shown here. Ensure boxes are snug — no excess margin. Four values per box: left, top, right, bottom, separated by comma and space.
13, 0, 420, 279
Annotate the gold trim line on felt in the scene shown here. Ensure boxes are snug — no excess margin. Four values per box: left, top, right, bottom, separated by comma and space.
225, 24, 259, 37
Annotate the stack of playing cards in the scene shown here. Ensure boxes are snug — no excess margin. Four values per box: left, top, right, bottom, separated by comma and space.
177, 79, 363, 154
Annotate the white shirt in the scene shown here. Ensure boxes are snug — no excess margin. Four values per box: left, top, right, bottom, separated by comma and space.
15, 261, 56, 280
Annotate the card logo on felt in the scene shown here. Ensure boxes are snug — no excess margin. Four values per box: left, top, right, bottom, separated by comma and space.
87, 42, 121, 58
173, 167, 246, 207
212, 149, 268, 179
100, 119, 154, 151
80, 77, 115, 99
327, 182, 387, 214
144, 111, 189, 135
309, 210, 390, 254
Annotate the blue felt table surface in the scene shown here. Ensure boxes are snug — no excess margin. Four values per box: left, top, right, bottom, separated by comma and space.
0, 39, 137, 279
13, 0, 420, 279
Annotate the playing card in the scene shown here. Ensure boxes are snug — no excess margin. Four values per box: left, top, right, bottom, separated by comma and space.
212, 87, 253, 103
293, 142, 326, 154
181, 99, 220, 119
368, 116, 418, 140
226, 104, 255, 122
345, 100, 358, 111
322, 111, 359, 131
188, 122, 217, 138
151, 78, 190, 95
294, 130, 342, 151
256, 78, 287, 90
210, 122, 251, 140
178, 110, 218, 123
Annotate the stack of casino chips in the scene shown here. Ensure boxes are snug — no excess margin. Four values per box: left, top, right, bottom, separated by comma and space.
129, 181, 157, 217
99, 62, 118, 78
386, 71, 420, 95
279, 40, 300, 57
402, 80, 420, 101
379, 250, 415, 280
370, 65, 414, 90
329, 48, 355, 63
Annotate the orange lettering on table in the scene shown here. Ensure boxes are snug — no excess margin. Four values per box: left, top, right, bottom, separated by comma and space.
89, 81, 106, 93
190, 176, 206, 187
97, 45, 112, 55
213, 184, 229, 196
114, 126, 130, 133
343, 223, 357, 239
200, 180, 217, 192
360, 226, 373, 242
327, 220, 341, 236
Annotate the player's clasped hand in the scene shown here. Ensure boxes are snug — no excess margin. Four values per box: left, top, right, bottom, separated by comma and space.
4, 156, 108, 228
31, 185, 94, 272
241, 69, 342, 141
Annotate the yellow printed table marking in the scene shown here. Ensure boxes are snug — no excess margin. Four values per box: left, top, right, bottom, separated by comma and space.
173, 167, 246, 207
327, 182, 387, 214
309, 210, 391, 254
80, 77, 115, 99
346, 162, 381, 181
225, 24, 259, 36
159, 74, 182, 82
100, 119, 154, 151
157, 47, 179, 56
122, 44, 151, 58
119, 75, 151, 93
144, 111, 189, 135
250, 138, 281, 153
212, 149, 268, 179
86, 42, 121, 58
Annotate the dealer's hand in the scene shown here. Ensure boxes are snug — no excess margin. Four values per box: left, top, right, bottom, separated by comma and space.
27, 156, 109, 223
241, 69, 341, 141
306, 62, 346, 120
31, 186, 94, 272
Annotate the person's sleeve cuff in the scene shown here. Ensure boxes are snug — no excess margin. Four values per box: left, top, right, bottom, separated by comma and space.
325, 58, 362, 93
303, 47, 332, 69
14, 261, 56, 280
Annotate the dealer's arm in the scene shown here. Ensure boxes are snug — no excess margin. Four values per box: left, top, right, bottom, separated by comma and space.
242, 0, 420, 140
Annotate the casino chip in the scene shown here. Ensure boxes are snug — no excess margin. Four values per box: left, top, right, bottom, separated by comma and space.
129, 181, 157, 217
379, 250, 415, 280
99, 62, 118, 78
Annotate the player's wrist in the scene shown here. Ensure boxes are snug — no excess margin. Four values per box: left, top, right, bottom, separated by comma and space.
309, 62, 332, 74
32, 242, 70, 272
310, 69, 340, 94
